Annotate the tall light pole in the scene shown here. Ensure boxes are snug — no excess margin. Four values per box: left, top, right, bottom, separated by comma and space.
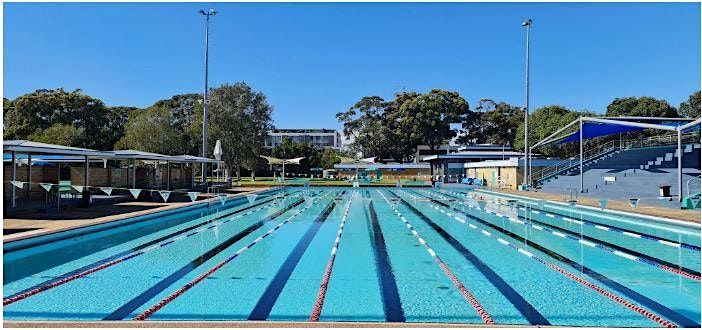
199, 9, 217, 184
521, 19, 532, 189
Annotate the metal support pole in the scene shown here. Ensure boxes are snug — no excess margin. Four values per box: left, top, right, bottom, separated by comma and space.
191, 162, 195, 189
131, 159, 136, 189
11, 151, 16, 207
28, 154, 32, 201
167, 161, 171, 191
579, 117, 584, 193
677, 129, 683, 202
522, 19, 532, 188
200, 9, 216, 184
84, 155, 89, 187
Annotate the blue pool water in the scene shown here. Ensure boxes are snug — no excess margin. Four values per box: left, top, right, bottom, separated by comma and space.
3, 187, 700, 326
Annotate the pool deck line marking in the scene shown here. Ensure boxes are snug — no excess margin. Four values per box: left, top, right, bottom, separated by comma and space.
3, 192, 302, 305
389, 191, 550, 325
132, 191, 334, 321
430, 190, 701, 282
248, 194, 339, 320
365, 190, 406, 322
439, 189, 700, 252
412, 190, 683, 328
377, 190, 495, 325
309, 192, 356, 321
1, 193, 296, 306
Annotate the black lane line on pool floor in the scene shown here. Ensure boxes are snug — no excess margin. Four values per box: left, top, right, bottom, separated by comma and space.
4, 192, 298, 300
366, 195, 406, 322
103, 198, 306, 320
388, 191, 550, 326
247, 199, 337, 320
413, 191, 699, 328
431, 190, 700, 278
437, 189, 701, 251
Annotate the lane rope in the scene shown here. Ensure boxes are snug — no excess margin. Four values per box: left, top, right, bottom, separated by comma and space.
133, 190, 334, 321
2, 195, 291, 306
421, 190, 700, 282
377, 190, 494, 324
403, 189, 677, 328
309, 191, 356, 321
438, 189, 699, 252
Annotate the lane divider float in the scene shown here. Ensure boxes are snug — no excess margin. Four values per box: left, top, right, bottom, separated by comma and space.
133, 191, 332, 321
420, 190, 700, 282
2, 197, 288, 306
377, 190, 494, 325
309, 191, 356, 321
402, 190, 677, 328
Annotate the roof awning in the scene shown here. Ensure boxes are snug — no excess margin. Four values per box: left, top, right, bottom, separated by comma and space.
554, 121, 683, 145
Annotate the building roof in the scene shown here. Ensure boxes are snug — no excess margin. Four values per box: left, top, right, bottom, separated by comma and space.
422, 150, 525, 161
3, 140, 221, 163
269, 128, 338, 134
463, 157, 563, 168
334, 163, 429, 170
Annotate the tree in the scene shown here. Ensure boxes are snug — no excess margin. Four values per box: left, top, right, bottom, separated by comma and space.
336, 96, 390, 159
271, 137, 322, 173
114, 106, 183, 155
606, 96, 678, 118
206, 83, 274, 180
679, 91, 701, 118
513, 105, 585, 157
320, 148, 342, 169
460, 100, 523, 145
28, 124, 85, 147
396, 89, 470, 152
3, 88, 115, 150
153, 93, 203, 155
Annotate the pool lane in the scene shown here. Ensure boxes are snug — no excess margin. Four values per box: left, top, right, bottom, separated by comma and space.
409, 189, 698, 327
3, 189, 286, 285
4, 191, 299, 304
369, 189, 487, 324
2, 193, 316, 321
130, 190, 338, 320
386, 190, 549, 325
434, 190, 700, 272
442, 189, 700, 247
262, 192, 355, 321
314, 190, 388, 322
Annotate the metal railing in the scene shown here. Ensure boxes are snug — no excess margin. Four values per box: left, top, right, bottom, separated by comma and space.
532, 130, 700, 184
686, 175, 701, 199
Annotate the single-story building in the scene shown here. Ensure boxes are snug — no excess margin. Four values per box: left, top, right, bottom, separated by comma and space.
423, 144, 525, 182
333, 163, 430, 180
464, 157, 563, 190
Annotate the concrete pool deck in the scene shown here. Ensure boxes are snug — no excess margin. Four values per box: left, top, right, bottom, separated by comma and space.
3, 187, 270, 242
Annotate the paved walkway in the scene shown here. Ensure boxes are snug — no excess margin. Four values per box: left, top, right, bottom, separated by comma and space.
3, 187, 269, 242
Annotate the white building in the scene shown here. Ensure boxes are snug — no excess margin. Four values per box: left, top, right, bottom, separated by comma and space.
265, 129, 343, 150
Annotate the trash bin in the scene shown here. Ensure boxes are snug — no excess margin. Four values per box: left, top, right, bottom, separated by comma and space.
659, 185, 671, 197
80, 189, 92, 208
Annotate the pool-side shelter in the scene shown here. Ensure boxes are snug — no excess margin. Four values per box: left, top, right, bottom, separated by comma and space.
4, 140, 222, 208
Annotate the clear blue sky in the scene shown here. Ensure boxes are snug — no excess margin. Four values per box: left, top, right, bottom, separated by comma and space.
4, 2, 700, 129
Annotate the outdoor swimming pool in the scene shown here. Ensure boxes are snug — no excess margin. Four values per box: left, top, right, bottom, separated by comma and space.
3, 187, 700, 327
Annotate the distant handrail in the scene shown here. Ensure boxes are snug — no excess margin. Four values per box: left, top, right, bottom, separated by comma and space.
533, 130, 700, 183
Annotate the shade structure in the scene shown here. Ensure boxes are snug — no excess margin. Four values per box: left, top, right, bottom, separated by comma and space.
554, 121, 689, 145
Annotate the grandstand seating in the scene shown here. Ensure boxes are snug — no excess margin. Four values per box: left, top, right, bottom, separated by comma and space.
538, 143, 701, 208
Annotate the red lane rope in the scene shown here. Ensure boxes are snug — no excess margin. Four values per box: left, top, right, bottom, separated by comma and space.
309, 192, 355, 321
409, 190, 678, 328
133, 191, 334, 321
378, 190, 494, 324
3, 200, 284, 306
